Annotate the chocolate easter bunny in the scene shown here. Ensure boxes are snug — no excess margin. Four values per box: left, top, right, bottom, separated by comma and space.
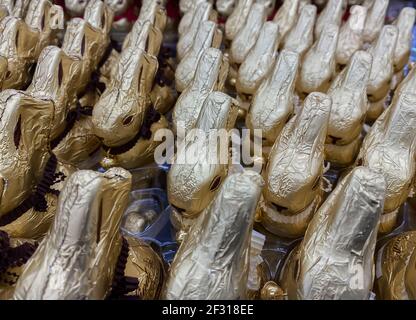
246, 49, 299, 147
175, 20, 222, 92
236, 21, 280, 95
362, 0, 389, 44
356, 85, 416, 233
261, 93, 331, 238
172, 48, 228, 133
168, 92, 239, 236
229, 3, 267, 65
314, 0, 344, 39
297, 23, 339, 95
0, 0, 64, 90
336, 5, 367, 65
280, 167, 385, 300
325, 50, 372, 166
164, 171, 264, 300
224, 0, 252, 41
283, 4, 317, 58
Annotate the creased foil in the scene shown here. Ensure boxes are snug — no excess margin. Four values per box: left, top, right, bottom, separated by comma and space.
163, 171, 264, 300
281, 167, 386, 300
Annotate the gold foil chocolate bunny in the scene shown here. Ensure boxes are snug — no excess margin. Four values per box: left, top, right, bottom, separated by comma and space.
176, 1, 214, 61
366, 25, 398, 121
272, 0, 299, 41
92, 44, 157, 147
13, 168, 132, 300
336, 5, 367, 66
236, 21, 279, 95
356, 89, 416, 234
26, 46, 81, 140
283, 4, 317, 58
362, 0, 389, 44
178, 0, 212, 37
260, 92, 331, 238
168, 92, 239, 234
391, 7, 416, 89
325, 50, 372, 166
0, 0, 64, 90
314, 0, 344, 39
175, 20, 222, 92
0, 90, 54, 218
62, 0, 113, 92
164, 170, 264, 300
297, 23, 339, 95
92, 33, 170, 169
375, 231, 416, 300
229, 2, 267, 65
280, 167, 385, 300
246, 49, 299, 147
224, 0, 252, 41
172, 47, 228, 133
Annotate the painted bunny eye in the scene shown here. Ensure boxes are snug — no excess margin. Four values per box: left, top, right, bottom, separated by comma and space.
58, 62, 63, 87
209, 176, 222, 192
80, 35, 86, 56
122, 115, 134, 126
14, 115, 21, 149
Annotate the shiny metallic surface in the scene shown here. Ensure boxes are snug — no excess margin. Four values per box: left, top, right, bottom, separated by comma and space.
280, 167, 385, 300
0, 90, 54, 216
393, 7, 416, 72
376, 231, 416, 300
362, 0, 389, 43
325, 50, 372, 165
336, 5, 367, 65
283, 4, 317, 58
173, 48, 228, 133
230, 3, 267, 64
273, 0, 299, 40
366, 25, 398, 102
176, 2, 212, 60
246, 49, 299, 146
175, 20, 222, 92
13, 168, 132, 300
225, 0, 253, 41
237, 21, 279, 95
297, 23, 339, 94
168, 92, 238, 221
164, 171, 264, 300
261, 92, 331, 237
356, 80, 416, 228
314, 0, 344, 39
92, 46, 157, 147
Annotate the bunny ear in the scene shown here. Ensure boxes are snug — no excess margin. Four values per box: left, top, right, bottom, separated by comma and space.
230, 3, 267, 65
237, 21, 280, 95
177, 1, 213, 60
284, 4, 316, 56
84, 0, 114, 32
138, 0, 167, 32
175, 20, 219, 92
296, 92, 331, 147
314, 0, 344, 39
393, 7, 416, 71
340, 50, 373, 92
363, 0, 389, 43
273, 0, 299, 40
225, 0, 253, 41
